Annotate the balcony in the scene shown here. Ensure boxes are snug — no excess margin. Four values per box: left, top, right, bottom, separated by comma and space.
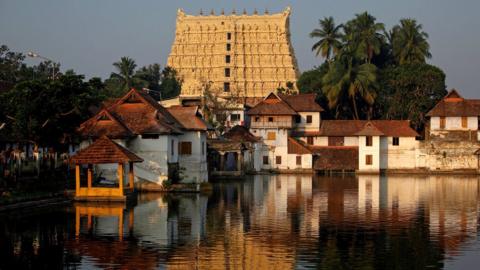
250, 121, 293, 129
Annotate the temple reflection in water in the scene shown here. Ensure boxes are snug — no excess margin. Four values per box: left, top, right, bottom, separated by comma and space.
1, 175, 479, 269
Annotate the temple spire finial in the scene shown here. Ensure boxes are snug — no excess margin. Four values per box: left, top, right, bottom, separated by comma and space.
199, 9, 203, 15
221, 8, 225, 15
265, 8, 269, 14
232, 8, 236, 15
253, 8, 258, 15
210, 9, 214, 15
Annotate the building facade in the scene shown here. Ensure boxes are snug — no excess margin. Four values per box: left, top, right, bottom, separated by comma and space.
167, 7, 299, 101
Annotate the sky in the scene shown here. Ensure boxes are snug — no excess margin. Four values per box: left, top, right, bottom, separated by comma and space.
1, 0, 479, 98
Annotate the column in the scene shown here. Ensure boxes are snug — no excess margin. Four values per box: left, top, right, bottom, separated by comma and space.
219, 152, 225, 171
87, 164, 93, 189
75, 164, 80, 196
237, 151, 243, 171
128, 162, 134, 191
118, 163, 124, 196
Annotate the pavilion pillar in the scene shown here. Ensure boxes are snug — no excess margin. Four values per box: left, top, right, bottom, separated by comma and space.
237, 151, 243, 171
87, 164, 93, 189
118, 163, 124, 196
75, 164, 80, 196
129, 162, 134, 191
118, 210, 124, 241
219, 152, 225, 171
75, 206, 80, 239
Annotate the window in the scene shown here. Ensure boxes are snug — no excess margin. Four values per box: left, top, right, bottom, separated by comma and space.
255, 116, 260, 122
230, 114, 240, 122
392, 137, 400, 146
263, 156, 269, 165
296, 156, 302, 165
227, 32, 231, 40
171, 139, 175, 156
226, 43, 231, 51
307, 137, 314, 145
328, 137, 344, 146
294, 115, 301, 123
179, 141, 192, 155
440, 117, 446, 129
224, 68, 230, 77
267, 132, 276, 140
366, 155, 373, 165
225, 55, 231, 63
462, 116, 468, 128
223, 82, 230, 92
268, 117, 274, 122
276, 156, 282, 165
141, 134, 159, 139
306, 115, 312, 124
366, 136, 373, 146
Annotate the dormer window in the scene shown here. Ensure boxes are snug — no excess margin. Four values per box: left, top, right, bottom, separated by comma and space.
125, 94, 141, 103
98, 114, 110, 121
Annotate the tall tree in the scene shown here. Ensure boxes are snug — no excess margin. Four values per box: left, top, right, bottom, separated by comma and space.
344, 12, 385, 63
110, 57, 143, 93
322, 48, 377, 120
310, 17, 343, 61
391, 19, 431, 65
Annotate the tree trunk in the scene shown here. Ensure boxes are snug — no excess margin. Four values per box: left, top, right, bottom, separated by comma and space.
351, 97, 360, 120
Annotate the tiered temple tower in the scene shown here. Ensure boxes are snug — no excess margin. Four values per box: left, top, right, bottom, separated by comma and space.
167, 7, 299, 100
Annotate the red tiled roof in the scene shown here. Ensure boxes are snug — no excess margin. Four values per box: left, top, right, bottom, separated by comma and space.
71, 136, 143, 164
167, 105, 209, 131
279, 93, 324, 112
354, 122, 384, 136
78, 109, 135, 139
224, 125, 260, 142
288, 137, 312, 154
247, 92, 324, 116
292, 120, 418, 137
78, 89, 183, 138
427, 89, 480, 117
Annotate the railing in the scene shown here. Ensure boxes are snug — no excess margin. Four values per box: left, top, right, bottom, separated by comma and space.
250, 121, 293, 128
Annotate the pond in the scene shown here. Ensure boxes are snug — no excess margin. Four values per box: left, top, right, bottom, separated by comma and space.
1, 174, 480, 269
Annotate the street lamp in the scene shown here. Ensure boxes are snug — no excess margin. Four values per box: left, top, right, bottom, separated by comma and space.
27, 51, 59, 80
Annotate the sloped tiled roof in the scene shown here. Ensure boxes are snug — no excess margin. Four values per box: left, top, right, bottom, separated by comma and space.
354, 122, 384, 136
71, 136, 143, 164
279, 93, 324, 112
287, 137, 312, 154
247, 92, 324, 116
310, 146, 359, 170
427, 89, 480, 117
78, 89, 184, 138
291, 120, 418, 137
167, 105, 210, 131
224, 125, 261, 143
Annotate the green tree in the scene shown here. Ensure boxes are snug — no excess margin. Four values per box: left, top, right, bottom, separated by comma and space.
106, 57, 146, 97
322, 48, 377, 120
310, 17, 343, 61
344, 12, 385, 63
391, 19, 431, 65
377, 63, 446, 131
159, 66, 181, 99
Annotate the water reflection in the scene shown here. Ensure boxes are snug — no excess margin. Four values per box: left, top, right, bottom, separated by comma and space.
1, 175, 479, 269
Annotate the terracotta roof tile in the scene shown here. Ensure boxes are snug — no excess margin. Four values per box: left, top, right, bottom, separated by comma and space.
247, 93, 297, 115
167, 105, 210, 131
288, 137, 312, 154
71, 136, 143, 164
278, 93, 324, 112
292, 120, 418, 137
310, 146, 359, 170
354, 122, 384, 136
78, 109, 135, 139
427, 89, 480, 117
224, 125, 260, 142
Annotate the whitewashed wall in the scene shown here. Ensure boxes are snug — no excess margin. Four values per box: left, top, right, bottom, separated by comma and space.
295, 112, 321, 131
431, 116, 478, 131
178, 131, 208, 183
358, 136, 380, 172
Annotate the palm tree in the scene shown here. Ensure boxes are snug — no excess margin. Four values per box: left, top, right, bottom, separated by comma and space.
310, 17, 343, 61
344, 12, 385, 63
111, 57, 137, 92
322, 48, 377, 119
391, 19, 431, 65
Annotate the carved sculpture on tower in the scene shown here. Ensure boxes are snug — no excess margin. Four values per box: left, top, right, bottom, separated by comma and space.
166, 7, 300, 100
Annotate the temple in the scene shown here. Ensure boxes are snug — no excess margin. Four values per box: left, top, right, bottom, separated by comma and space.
166, 7, 299, 102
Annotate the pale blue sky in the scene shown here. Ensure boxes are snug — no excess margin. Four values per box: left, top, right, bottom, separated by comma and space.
1, 0, 479, 97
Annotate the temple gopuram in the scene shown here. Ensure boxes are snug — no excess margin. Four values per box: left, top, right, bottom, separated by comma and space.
166, 7, 299, 104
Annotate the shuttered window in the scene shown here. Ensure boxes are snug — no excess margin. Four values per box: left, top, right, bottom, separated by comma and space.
366, 155, 373, 165
440, 117, 446, 129
392, 137, 400, 146
276, 156, 282, 165
462, 117, 468, 128
366, 136, 373, 146
179, 141, 192, 155
267, 132, 276, 140
296, 156, 302, 165
263, 156, 269, 165
306, 115, 312, 123
307, 137, 314, 145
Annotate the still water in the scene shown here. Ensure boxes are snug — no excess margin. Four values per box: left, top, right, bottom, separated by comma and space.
1, 175, 480, 269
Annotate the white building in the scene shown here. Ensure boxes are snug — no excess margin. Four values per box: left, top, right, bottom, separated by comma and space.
78, 89, 209, 186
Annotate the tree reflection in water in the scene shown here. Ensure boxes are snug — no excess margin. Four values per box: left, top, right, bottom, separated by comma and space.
0, 175, 479, 269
